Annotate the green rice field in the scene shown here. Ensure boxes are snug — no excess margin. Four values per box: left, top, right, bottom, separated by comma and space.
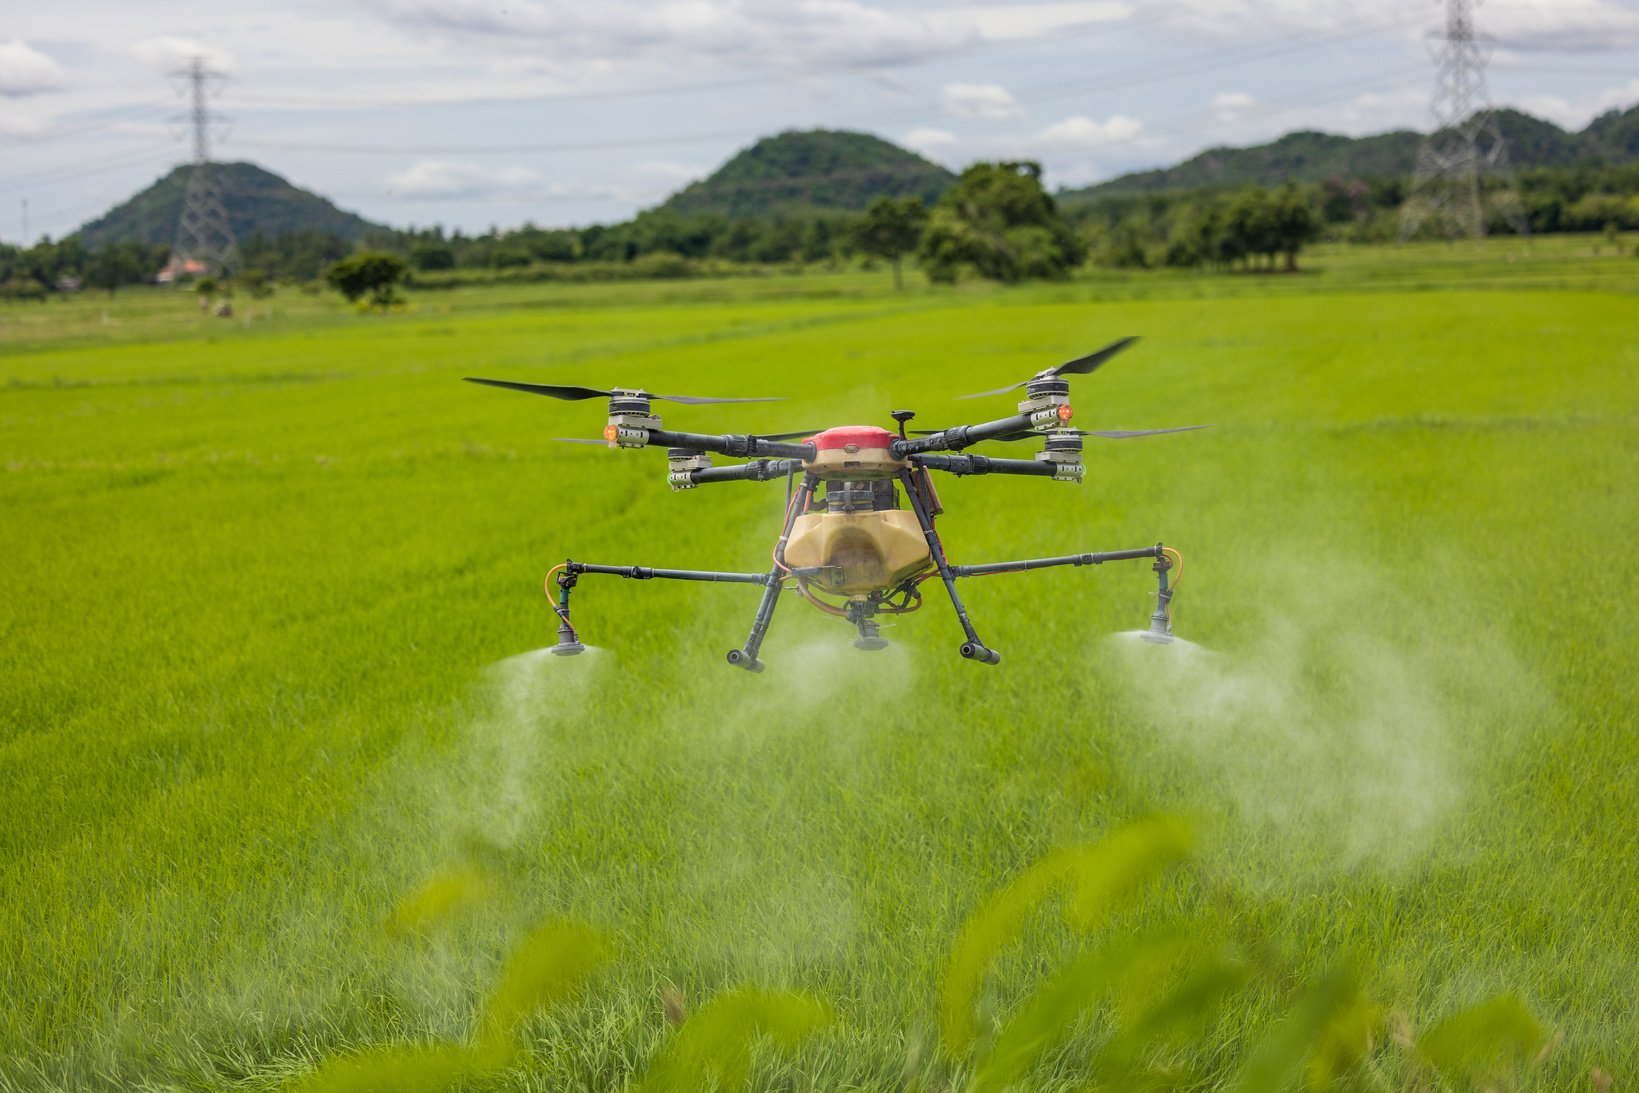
2, 236, 1636, 1090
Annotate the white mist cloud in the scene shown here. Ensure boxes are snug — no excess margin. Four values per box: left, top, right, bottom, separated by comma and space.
0, 40, 64, 96
1101, 558, 1543, 880
942, 81, 1023, 119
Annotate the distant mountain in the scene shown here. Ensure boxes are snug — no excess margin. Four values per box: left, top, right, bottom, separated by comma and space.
1061, 104, 1639, 201
76, 162, 384, 248
659, 130, 956, 217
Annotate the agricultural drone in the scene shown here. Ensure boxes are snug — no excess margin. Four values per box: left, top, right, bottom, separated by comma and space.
467, 337, 1205, 671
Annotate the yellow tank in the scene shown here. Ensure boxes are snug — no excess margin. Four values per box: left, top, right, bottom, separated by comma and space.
784, 510, 933, 595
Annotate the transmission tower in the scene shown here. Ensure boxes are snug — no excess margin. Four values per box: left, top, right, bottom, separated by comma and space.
170, 56, 238, 277
1399, 0, 1526, 241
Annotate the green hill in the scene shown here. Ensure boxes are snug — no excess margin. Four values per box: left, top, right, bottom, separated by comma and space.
659, 130, 956, 217
1062, 104, 1639, 201
75, 162, 384, 248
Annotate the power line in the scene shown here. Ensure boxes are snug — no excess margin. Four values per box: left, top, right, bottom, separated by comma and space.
230, 11, 1422, 159
0, 146, 179, 191
225, 9, 1186, 115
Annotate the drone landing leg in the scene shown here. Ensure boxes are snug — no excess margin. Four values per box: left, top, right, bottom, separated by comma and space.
895, 469, 1000, 665
728, 578, 781, 673
727, 473, 818, 673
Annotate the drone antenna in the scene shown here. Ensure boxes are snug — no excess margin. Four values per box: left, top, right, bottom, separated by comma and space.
890, 409, 916, 440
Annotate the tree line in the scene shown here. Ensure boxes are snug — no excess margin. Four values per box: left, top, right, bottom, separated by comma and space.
4, 160, 1638, 301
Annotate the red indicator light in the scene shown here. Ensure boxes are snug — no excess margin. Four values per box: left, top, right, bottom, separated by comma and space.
1057, 404, 1074, 422
603, 424, 619, 442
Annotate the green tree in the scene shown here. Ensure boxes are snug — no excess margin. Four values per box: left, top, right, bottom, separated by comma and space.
1225, 188, 1279, 270
241, 269, 275, 299
411, 241, 455, 271
1270, 183, 1320, 271
325, 252, 408, 309
86, 245, 138, 296
918, 162, 1084, 284
853, 196, 927, 289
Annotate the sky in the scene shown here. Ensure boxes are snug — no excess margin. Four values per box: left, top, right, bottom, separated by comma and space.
3, 0, 1639, 243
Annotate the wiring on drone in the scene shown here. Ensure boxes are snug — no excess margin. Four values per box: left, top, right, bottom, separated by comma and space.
794, 577, 850, 618
771, 486, 804, 575
1162, 546, 1183, 589
544, 563, 580, 641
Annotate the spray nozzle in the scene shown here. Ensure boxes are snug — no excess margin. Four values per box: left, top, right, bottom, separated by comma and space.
846, 598, 889, 651
549, 613, 585, 656
549, 562, 585, 655
1142, 549, 1175, 645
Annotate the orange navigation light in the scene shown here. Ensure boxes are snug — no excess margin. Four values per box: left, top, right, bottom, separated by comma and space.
603, 424, 619, 443
1057, 404, 1074, 422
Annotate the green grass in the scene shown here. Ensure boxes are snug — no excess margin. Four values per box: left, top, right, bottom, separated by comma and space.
2, 237, 1635, 1091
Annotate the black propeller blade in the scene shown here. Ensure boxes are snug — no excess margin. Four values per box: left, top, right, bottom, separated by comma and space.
955, 336, 1141, 400
553, 428, 817, 447
464, 377, 782, 404
1065, 425, 1208, 440
911, 424, 1208, 441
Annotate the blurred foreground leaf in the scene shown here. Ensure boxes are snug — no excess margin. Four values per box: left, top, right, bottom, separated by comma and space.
286, 917, 607, 1092
386, 865, 492, 936
941, 817, 1193, 1055
637, 986, 831, 1093
478, 918, 611, 1048
285, 1044, 495, 1093
1231, 969, 1365, 1093
1416, 994, 1544, 1084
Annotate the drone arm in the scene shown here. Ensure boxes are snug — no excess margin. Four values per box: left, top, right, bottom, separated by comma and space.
947, 545, 1178, 641
564, 561, 826, 584
644, 428, 814, 461
910, 453, 1059, 478
687, 458, 805, 485
891, 413, 1034, 457
949, 546, 1162, 577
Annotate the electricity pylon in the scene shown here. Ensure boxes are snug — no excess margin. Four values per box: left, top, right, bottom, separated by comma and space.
1399, 0, 1527, 241
171, 56, 238, 277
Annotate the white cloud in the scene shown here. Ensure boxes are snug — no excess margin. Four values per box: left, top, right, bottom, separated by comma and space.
129, 36, 236, 73
1149, 0, 1639, 51
903, 126, 957, 152
0, 104, 51, 136
632, 160, 708, 183
1484, 0, 1639, 52
385, 160, 547, 199
377, 0, 978, 70
904, 126, 957, 147
959, 1, 1131, 39
1517, 79, 1639, 130
1211, 90, 1255, 122
1323, 83, 1430, 137
1033, 113, 1143, 150
382, 161, 628, 202
942, 81, 1022, 120
0, 40, 65, 96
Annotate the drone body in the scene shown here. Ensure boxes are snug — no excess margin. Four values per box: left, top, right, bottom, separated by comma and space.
467, 337, 1202, 671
